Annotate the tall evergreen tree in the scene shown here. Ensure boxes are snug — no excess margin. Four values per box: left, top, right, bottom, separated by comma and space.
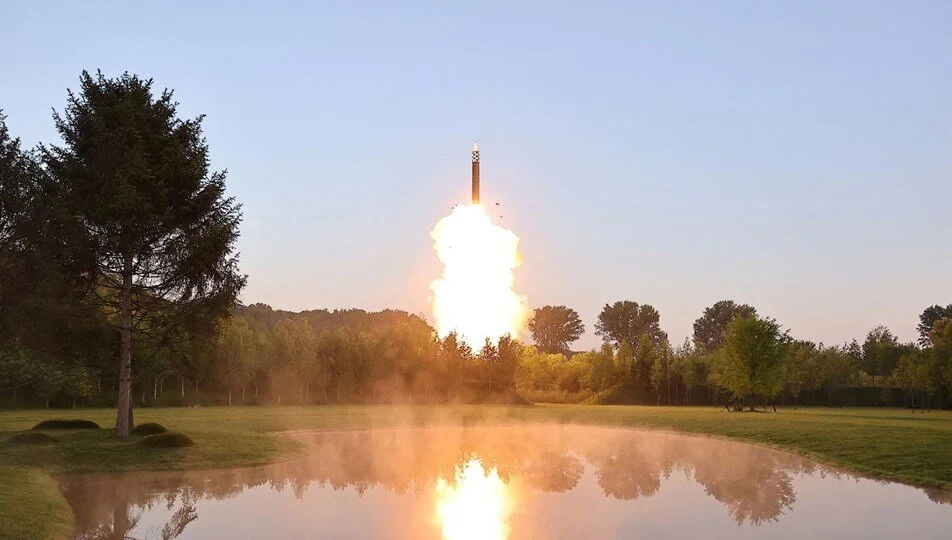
1, 111, 97, 385
43, 71, 245, 436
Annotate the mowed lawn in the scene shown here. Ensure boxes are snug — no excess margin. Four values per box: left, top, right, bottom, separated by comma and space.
1, 405, 951, 539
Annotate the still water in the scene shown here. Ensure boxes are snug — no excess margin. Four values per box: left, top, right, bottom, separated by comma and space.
58, 426, 952, 539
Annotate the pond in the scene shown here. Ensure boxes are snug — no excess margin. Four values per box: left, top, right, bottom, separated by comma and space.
58, 425, 952, 539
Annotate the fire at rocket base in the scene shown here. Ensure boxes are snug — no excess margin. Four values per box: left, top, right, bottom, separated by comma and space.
472, 142, 480, 205
428, 142, 529, 350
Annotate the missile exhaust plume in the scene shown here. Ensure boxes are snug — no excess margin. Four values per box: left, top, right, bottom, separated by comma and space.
428, 144, 528, 349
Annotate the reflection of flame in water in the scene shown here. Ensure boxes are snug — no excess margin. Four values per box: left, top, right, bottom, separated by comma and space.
429, 204, 529, 349
435, 457, 512, 540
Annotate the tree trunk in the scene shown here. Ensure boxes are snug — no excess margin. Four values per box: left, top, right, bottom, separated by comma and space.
153, 378, 158, 401
254, 380, 258, 400
242, 386, 246, 402
113, 502, 130, 540
115, 253, 134, 438
12, 387, 15, 403
181, 377, 185, 398
228, 390, 232, 406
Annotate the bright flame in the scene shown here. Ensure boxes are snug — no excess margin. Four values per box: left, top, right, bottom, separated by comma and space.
435, 458, 513, 540
429, 204, 529, 349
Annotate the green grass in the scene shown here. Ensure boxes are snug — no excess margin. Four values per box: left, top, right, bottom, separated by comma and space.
0, 466, 72, 540
7, 432, 58, 445
1, 405, 951, 539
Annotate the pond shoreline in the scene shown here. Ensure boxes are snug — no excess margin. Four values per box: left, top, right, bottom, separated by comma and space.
1, 405, 951, 539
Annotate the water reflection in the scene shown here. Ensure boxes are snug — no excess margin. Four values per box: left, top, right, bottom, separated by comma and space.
436, 458, 512, 540
58, 426, 952, 540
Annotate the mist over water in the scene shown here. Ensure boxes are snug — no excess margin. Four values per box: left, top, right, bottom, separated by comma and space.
59, 426, 952, 539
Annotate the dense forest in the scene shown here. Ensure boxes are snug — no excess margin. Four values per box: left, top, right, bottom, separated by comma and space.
2, 71, 952, 419
3, 287, 950, 412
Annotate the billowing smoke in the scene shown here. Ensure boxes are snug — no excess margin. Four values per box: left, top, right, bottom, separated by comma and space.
429, 204, 529, 350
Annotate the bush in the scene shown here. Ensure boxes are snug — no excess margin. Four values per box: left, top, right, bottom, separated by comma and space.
131, 422, 167, 435
8, 432, 58, 444
135, 432, 194, 448
31, 419, 100, 430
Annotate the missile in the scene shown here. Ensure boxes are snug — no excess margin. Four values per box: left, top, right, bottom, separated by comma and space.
471, 142, 480, 205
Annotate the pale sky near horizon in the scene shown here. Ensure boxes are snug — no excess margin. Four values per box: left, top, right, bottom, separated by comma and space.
2, 1, 950, 349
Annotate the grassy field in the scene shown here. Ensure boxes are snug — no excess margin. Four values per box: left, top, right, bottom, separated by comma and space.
2, 405, 952, 539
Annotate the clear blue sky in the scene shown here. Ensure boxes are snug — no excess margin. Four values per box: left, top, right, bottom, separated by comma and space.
2, 1, 950, 349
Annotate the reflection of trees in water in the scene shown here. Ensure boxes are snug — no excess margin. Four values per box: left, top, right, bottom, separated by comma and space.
523, 451, 584, 493
687, 442, 797, 525
581, 431, 801, 524
159, 494, 198, 540
926, 489, 952, 506
68, 481, 199, 540
59, 426, 947, 538
584, 436, 666, 500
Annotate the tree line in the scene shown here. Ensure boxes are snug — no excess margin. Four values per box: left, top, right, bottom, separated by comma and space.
519, 300, 952, 411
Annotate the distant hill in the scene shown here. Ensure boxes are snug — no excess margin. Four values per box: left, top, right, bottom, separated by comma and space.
238, 303, 433, 334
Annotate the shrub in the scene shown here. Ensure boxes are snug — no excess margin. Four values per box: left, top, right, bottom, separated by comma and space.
8, 432, 58, 444
135, 432, 194, 448
31, 419, 100, 430
131, 422, 167, 435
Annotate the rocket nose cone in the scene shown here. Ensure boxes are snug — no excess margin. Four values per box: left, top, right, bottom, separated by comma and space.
473, 142, 479, 152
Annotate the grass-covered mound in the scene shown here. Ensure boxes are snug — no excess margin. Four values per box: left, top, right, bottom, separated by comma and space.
7, 432, 58, 445
131, 422, 167, 435
31, 419, 100, 430
135, 432, 194, 448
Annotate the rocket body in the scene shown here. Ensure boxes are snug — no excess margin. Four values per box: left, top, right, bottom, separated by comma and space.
471, 142, 480, 205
